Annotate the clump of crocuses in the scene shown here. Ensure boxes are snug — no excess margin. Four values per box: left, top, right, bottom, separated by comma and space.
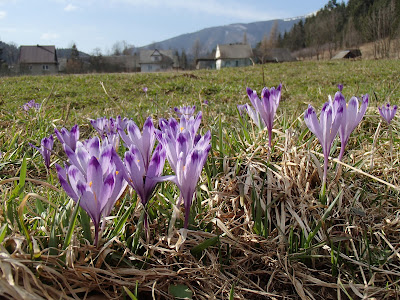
23, 99, 41, 112
49, 105, 210, 245
305, 86, 369, 203
157, 106, 211, 228
238, 84, 282, 148
329, 87, 369, 161
56, 136, 127, 246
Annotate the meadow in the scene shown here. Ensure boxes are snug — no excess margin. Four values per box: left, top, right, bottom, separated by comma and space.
0, 59, 399, 299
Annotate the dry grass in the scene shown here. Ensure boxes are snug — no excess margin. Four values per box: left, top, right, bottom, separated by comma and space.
0, 61, 399, 299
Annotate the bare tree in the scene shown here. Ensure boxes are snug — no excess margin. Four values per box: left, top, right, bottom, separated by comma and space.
191, 38, 202, 66
366, 0, 397, 58
243, 32, 248, 45
343, 17, 361, 48
112, 41, 123, 56
256, 21, 279, 64
268, 21, 279, 48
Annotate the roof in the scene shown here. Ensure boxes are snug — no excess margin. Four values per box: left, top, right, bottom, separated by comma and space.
332, 49, 362, 59
18, 45, 58, 64
139, 49, 174, 65
216, 44, 253, 59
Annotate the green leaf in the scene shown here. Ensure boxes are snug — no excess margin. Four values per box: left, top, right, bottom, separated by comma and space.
110, 201, 135, 239
49, 210, 59, 256
131, 208, 145, 253
190, 235, 220, 257
0, 224, 9, 244
229, 281, 235, 300
63, 198, 81, 250
79, 207, 92, 244
123, 286, 138, 300
169, 284, 193, 299
305, 191, 342, 248
9, 157, 27, 202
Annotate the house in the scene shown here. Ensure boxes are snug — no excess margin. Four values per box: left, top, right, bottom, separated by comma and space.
139, 49, 177, 72
18, 45, 58, 75
215, 44, 253, 70
332, 49, 362, 60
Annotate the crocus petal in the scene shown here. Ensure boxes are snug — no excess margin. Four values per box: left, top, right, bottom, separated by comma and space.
99, 172, 115, 212
147, 144, 166, 178
55, 163, 80, 202
141, 117, 156, 166
87, 157, 103, 203
304, 104, 323, 142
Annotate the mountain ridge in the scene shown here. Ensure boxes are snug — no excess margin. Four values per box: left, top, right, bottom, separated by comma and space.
139, 17, 304, 56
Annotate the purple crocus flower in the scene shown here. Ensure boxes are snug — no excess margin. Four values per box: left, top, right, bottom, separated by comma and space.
378, 103, 398, 125
330, 91, 369, 160
55, 124, 79, 151
23, 100, 41, 112
116, 116, 131, 131
143, 87, 148, 93
237, 104, 262, 129
90, 117, 120, 149
172, 131, 211, 228
174, 105, 196, 119
56, 159, 113, 246
56, 145, 127, 246
304, 101, 344, 199
118, 117, 156, 169
113, 143, 168, 206
337, 84, 343, 92
116, 117, 171, 205
156, 112, 202, 173
243, 84, 282, 148
29, 135, 54, 169
90, 117, 119, 136
63, 137, 122, 186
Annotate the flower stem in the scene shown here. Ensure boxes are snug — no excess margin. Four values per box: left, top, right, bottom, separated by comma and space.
320, 180, 327, 205
320, 155, 328, 205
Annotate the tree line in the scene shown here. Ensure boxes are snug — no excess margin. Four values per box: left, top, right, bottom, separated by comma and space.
275, 0, 400, 59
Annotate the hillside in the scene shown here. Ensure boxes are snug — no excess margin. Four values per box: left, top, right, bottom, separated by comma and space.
140, 18, 304, 56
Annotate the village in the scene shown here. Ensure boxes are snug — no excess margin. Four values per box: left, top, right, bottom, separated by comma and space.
10, 42, 365, 76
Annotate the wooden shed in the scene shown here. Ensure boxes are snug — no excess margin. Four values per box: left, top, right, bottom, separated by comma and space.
332, 49, 362, 59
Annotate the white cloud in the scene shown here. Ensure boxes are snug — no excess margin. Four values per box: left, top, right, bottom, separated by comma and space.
0, 10, 6, 19
41, 33, 60, 40
64, 4, 78, 11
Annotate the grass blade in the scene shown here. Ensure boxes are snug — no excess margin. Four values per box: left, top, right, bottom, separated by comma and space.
63, 198, 81, 250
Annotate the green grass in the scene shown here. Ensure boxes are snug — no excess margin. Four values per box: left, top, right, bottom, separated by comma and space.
0, 60, 399, 299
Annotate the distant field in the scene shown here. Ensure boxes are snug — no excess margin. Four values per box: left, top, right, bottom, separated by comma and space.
1, 59, 399, 123
0, 60, 399, 299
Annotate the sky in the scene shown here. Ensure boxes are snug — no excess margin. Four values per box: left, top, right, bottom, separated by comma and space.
0, 0, 348, 54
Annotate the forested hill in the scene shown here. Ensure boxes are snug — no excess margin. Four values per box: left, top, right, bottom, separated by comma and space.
278, 0, 400, 59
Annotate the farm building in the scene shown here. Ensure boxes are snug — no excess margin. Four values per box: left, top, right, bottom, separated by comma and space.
196, 58, 216, 70
139, 49, 178, 72
215, 44, 253, 70
332, 49, 362, 59
18, 45, 58, 75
